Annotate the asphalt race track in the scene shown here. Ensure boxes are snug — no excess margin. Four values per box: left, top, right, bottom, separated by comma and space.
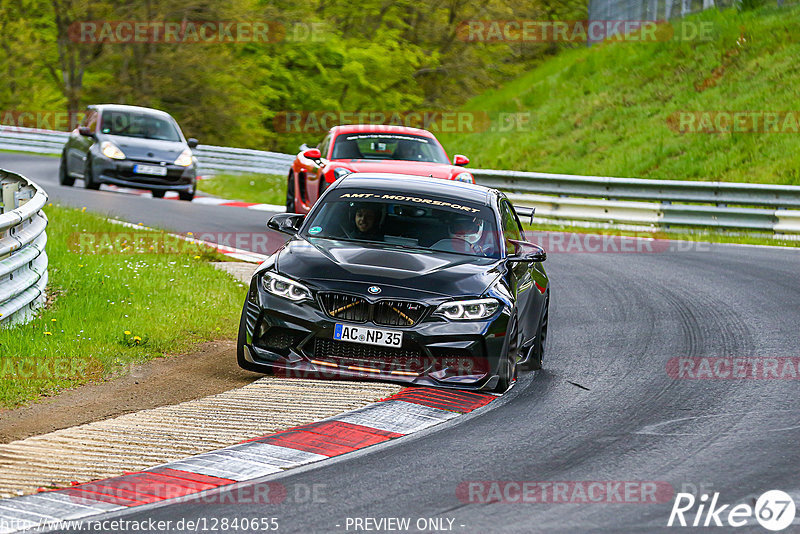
3, 153, 799, 532
0, 153, 283, 252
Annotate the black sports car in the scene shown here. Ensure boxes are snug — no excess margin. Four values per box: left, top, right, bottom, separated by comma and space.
237, 173, 549, 392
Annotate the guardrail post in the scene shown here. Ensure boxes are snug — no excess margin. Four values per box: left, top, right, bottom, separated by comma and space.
1, 180, 19, 214
0, 170, 48, 326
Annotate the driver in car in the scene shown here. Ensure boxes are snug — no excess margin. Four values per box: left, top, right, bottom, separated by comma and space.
351, 203, 383, 240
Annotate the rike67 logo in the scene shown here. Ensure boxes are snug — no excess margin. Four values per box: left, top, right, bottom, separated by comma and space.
668, 490, 796, 531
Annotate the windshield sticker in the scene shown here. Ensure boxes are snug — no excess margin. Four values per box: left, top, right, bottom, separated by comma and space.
338, 192, 480, 213
309, 226, 323, 234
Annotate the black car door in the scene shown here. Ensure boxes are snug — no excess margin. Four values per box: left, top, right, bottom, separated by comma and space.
500, 199, 537, 350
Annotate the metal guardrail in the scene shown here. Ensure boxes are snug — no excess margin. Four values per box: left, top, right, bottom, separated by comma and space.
0, 169, 48, 326
192, 145, 294, 175
472, 169, 800, 234
2, 125, 800, 234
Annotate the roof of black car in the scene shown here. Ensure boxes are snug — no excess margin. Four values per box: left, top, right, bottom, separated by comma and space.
334, 173, 495, 206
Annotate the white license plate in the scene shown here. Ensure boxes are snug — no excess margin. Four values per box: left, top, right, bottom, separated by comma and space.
334, 323, 403, 347
134, 164, 168, 176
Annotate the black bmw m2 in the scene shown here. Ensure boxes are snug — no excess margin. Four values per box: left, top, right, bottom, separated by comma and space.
238, 173, 549, 392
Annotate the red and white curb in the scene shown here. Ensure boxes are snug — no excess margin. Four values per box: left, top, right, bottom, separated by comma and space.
0, 388, 496, 533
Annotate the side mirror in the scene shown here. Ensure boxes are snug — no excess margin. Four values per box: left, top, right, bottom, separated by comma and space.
453, 154, 469, 166
302, 148, 322, 161
268, 213, 305, 235
507, 241, 546, 263
78, 126, 94, 137
187, 138, 199, 148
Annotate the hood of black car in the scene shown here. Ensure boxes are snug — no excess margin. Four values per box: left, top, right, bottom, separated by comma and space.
276, 237, 502, 298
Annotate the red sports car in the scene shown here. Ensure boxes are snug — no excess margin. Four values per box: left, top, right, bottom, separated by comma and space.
286, 124, 474, 213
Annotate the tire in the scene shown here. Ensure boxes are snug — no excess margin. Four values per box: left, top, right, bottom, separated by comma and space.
524, 292, 549, 371
178, 179, 196, 201
493, 318, 519, 393
83, 157, 100, 190
151, 190, 166, 199
59, 153, 75, 186
286, 171, 296, 213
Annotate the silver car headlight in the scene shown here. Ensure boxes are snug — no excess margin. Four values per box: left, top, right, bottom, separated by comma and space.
174, 148, 193, 167
100, 141, 126, 160
262, 272, 311, 302
434, 298, 500, 320
454, 172, 474, 183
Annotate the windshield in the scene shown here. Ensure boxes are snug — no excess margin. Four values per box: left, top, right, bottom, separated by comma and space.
301, 189, 501, 258
331, 133, 449, 164
100, 110, 182, 142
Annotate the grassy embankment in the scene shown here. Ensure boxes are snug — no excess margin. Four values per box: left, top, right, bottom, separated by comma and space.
0, 205, 247, 408
439, 4, 800, 184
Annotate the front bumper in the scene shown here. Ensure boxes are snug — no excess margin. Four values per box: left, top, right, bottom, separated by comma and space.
93, 157, 196, 191
239, 278, 510, 391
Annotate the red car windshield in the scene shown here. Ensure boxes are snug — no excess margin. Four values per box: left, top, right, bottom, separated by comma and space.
331, 133, 449, 164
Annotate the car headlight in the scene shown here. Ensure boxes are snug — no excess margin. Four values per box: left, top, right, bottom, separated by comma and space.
100, 141, 125, 160
333, 167, 352, 180
262, 272, 311, 302
434, 298, 500, 320
454, 172, 474, 183
174, 148, 193, 167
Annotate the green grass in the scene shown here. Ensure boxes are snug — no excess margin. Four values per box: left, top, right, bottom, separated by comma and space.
197, 173, 286, 205
0, 205, 247, 408
439, 4, 800, 185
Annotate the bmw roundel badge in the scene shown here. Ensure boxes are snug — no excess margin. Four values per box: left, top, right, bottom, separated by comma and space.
368, 286, 381, 294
